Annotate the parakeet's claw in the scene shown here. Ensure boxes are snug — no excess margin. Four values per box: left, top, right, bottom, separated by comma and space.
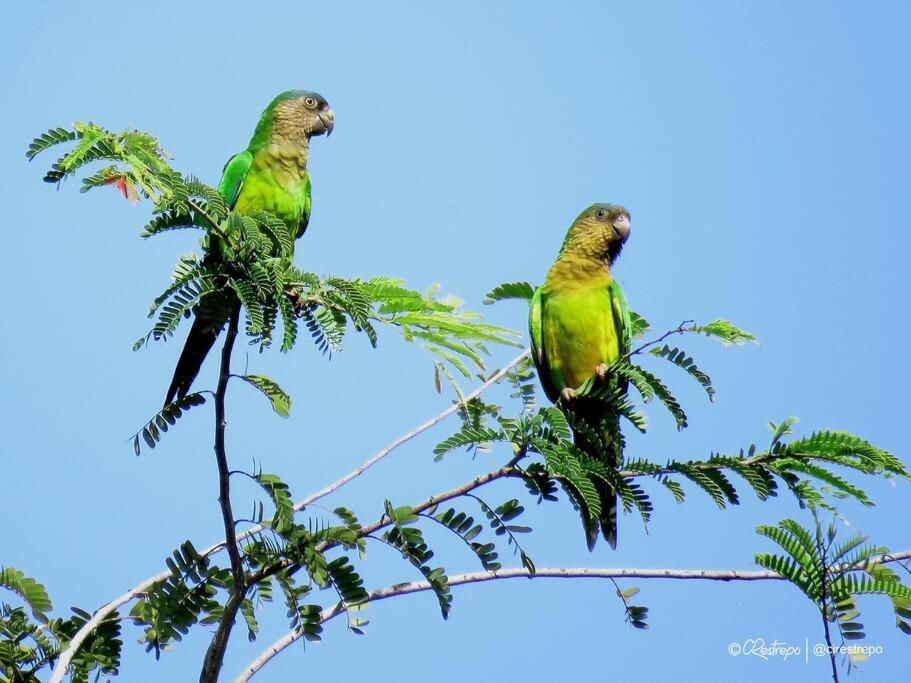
560, 387, 577, 402
595, 363, 610, 381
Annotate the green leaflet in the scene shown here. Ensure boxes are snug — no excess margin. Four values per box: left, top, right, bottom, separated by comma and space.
238, 375, 291, 417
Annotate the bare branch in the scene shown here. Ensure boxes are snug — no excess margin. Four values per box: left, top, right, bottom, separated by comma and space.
237, 549, 911, 682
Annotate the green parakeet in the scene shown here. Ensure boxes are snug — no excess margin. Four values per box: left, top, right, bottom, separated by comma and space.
529, 203, 632, 549
164, 90, 334, 405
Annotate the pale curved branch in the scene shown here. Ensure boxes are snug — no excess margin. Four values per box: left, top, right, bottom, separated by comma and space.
48, 349, 531, 683
237, 549, 911, 682
293, 347, 531, 508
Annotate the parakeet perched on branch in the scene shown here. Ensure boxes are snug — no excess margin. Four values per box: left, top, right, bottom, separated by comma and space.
164, 90, 334, 405
529, 203, 632, 549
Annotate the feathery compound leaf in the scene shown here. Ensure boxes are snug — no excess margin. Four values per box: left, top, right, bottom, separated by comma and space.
756, 521, 819, 574
254, 473, 295, 533
132, 393, 206, 455
706, 455, 778, 500
239, 598, 259, 642
299, 302, 345, 355
130, 554, 227, 657
613, 361, 688, 430
648, 345, 715, 400
864, 562, 911, 635
754, 553, 813, 594
0, 567, 53, 619
56, 606, 124, 679
667, 462, 737, 507
483, 281, 536, 304
540, 405, 572, 440
469, 496, 534, 572
232, 278, 267, 336
431, 507, 501, 570
769, 416, 799, 446
770, 459, 874, 506
142, 271, 215, 346
249, 210, 294, 257
141, 208, 209, 238
29, 121, 179, 204
786, 431, 907, 477
690, 319, 757, 346
145, 253, 207, 318
238, 374, 291, 417
277, 293, 299, 352
384, 501, 452, 618
26, 126, 78, 160
434, 425, 505, 458
629, 311, 650, 338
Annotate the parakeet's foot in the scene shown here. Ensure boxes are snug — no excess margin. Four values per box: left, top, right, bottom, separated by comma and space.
595, 363, 610, 381
560, 387, 577, 402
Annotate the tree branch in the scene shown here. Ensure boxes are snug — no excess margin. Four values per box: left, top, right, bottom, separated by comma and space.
47, 350, 530, 682
293, 348, 532, 508
200, 302, 244, 683
246, 466, 521, 586
236, 549, 911, 682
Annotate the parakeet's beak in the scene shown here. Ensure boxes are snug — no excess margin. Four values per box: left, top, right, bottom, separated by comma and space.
317, 108, 335, 136
612, 214, 631, 242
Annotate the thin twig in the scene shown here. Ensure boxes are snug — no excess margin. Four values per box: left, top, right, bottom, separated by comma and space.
47, 350, 530, 681
236, 549, 911, 682
626, 320, 695, 358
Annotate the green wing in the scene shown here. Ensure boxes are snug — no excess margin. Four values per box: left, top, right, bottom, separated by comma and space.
217, 150, 253, 208
296, 173, 312, 239
608, 280, 631, 355
529, 286, 560, 403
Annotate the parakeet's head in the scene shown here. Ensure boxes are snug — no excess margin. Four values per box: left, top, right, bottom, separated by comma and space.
559, 203, 631, 265
257, 90, 335, 144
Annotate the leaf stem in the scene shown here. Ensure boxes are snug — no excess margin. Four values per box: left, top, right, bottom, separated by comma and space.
626, 320, 694, 358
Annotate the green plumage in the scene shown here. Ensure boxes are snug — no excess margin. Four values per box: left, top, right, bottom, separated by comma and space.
164, 90, 334, 405
529, 203, 632, 549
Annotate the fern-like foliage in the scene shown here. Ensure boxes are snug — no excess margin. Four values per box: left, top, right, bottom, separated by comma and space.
238, 375, 291, 418
435, 400, 907, 539
128, 541, 229, 658
383, 501, 452, 618
1, 569, 122, 682
755, 516, 911, 669
29, 122, 521, 400
0, 568, 52, 620
25, 123, 909, 678
132, 393, 207, 455
483, 281, 535, 304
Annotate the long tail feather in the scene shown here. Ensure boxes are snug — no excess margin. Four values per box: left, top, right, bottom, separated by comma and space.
595, 479, 618, 549
164, 315, 221, 406
573, 398, 622, 551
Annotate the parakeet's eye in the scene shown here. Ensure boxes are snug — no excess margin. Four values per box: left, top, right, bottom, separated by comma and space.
304, 97, 317, 108
595, 209, 606, 220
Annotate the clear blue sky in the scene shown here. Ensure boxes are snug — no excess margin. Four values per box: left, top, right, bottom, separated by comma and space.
3, 1, 909, 681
